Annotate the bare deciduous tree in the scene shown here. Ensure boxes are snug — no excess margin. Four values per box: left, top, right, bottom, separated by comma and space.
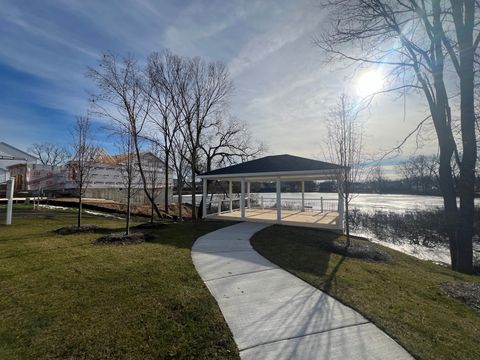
29, 142, 70, 166
397, 154, 439, 194
170, 131, 191, 221
70, 116, 98, 227
318, 0, 478, 273
198, 115, 265, 217
144, 145, 164, 222
88, 53, 163, 219
325, 94, 364, 246
367, 165, 386, 193
179, 57, 233, 220
114, 129, 139, 235
200, 116, 265, 173
147, 50, 184, 214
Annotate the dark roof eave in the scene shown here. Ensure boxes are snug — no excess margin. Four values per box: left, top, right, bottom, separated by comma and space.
199, 168, 343, 180
199, 154, 345, 179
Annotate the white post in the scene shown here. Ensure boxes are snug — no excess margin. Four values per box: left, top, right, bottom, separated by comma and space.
337, 178, 345, 231
301, 181, 305, 212
276, 178, 281, 223
229, 181, 233, 212
6, 178, 14, 225
218, 199, 222, 215
240, 178, 246, 219
261, 196, 264, 210
321, 197, 324, 212
202, 178, 207, 219
247, 181, 251, 209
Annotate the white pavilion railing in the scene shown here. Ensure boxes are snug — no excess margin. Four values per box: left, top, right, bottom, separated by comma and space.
204, 195, 338, 217
249, 196, 338, 212
204, 196, 242, 217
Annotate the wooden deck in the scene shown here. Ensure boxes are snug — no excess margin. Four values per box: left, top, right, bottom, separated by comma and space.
208, 208, 340, 230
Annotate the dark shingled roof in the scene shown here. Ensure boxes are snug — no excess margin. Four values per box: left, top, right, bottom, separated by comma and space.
201, 154, 342, 177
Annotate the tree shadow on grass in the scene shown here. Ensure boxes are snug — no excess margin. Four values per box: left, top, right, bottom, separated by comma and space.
141, 220, 239, 250
251, 225, 378, 294
322, 254, 346, 294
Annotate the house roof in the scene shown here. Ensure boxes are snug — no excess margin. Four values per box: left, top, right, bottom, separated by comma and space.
96, 151, 165, 166
0, 142, 38, 162
200, 154, 343, 181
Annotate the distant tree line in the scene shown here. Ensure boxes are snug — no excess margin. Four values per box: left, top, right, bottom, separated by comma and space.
367, 155, 480, 196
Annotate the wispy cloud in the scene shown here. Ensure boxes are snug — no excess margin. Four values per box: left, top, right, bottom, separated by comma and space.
0, 0, 436, 160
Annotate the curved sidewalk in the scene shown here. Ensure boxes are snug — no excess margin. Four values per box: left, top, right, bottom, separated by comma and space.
192, 222, 413, 360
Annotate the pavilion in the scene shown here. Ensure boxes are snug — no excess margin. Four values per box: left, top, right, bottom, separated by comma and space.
199, 154, 345, 230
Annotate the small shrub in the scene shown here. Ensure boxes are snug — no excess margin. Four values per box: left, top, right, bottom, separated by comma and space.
92, 232, 153, 245
134, 222, 167, 230
54, 225, 104, 235
350, 208, 480, 248
440, 281, 480, 312
323, 238, 392, 262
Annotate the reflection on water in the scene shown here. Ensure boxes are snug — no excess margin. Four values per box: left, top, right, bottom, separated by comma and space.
178, 192, 480, 265
177, 192, 480, 213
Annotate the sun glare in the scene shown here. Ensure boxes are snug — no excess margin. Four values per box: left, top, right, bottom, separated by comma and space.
356, 70, 384, 97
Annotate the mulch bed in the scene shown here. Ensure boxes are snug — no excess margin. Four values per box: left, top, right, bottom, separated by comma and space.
92, 232, 154, 245
323, 240, 392, 262
440, 281, 480, 312
54, 225, 105, 235
134, 222, 167, 230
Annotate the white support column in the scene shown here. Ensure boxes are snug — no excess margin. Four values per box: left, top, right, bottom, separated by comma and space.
247, 181, 251, 209
276, 178, 281, 223
6, 178, 14, 225
240, 178, 246, 219
301, 181, 305, 212
229, 181, 233, 212
202, 178, 207, 219
337, 177, 345, 231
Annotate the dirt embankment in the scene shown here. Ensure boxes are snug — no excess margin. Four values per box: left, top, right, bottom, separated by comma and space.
44, 198, 194, 219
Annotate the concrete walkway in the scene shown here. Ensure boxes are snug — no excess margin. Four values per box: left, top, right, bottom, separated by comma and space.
192, 222, 413, 360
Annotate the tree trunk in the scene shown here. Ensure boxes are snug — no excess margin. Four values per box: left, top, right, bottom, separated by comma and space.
77, 192, 82, 228
126, 182, 131, 235
345, 195, 350, 248
456, 19, 476, 274
206, 158, 212, 211
164, 151, 169, 214
425, 0, 461, 271
178, 178, 183, 220
132, 135, 163, 219
344, 170, 350, 247
198, 198, 204, 219
449, 0, 476, 274
191, 152, 197, 220
438, 146, 459, 269
431, 111, 459, 269
150, 188, 155, 223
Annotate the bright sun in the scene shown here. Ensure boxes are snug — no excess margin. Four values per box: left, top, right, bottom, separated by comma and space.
356, 70, 384, 97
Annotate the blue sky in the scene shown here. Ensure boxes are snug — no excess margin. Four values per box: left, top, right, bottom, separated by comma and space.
0, 0, 437, 164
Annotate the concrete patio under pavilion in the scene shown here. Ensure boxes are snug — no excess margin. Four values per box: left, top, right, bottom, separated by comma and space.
200, 154, 345, 230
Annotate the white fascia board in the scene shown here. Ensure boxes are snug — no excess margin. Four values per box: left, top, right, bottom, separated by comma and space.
199, 169, 340, 181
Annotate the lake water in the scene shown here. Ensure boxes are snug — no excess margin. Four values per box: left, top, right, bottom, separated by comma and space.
180, 192, 480, 265
180, 192, 480, 213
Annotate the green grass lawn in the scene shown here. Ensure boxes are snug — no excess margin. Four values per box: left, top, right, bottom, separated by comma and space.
0, 207, 239, 359
251, 225, 480, 360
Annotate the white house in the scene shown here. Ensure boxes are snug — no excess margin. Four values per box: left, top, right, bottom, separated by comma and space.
0, 142, 38, 183
7, 150, 173, 205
